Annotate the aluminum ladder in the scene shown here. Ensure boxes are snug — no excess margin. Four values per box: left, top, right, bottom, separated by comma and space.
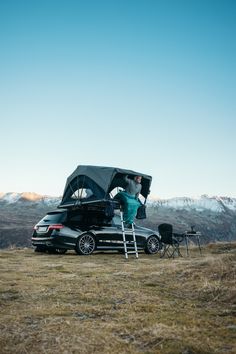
120, 210, 139, 259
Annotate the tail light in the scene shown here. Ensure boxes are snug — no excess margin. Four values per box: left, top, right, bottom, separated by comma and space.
33, 225, 38, 230
48, 224, 64, 231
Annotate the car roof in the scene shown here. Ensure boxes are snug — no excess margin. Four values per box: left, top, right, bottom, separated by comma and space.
47, 209, 67, 214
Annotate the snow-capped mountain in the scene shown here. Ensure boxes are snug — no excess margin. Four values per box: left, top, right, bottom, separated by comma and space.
1, 192, 236, 213
0, 192, 235, 248
0, 192, 61, 206
148, 195, 236, 213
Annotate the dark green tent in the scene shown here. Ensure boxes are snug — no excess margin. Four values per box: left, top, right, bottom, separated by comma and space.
59, 165, 152, 208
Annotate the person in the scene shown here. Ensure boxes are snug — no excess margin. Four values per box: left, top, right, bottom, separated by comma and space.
115, 175, 142, 227
124, 175, 142, 200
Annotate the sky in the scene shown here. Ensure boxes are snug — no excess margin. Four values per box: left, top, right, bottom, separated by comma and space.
0, 0, 235, 199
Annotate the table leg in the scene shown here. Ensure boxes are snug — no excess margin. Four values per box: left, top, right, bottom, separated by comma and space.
185, 236, 189, 256
197, 235, 202, 255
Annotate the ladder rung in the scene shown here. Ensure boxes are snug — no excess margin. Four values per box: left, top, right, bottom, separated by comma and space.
120, 210, 138, 259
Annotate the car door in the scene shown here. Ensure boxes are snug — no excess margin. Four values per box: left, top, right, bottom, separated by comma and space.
110, 215, 145, 249
95, 215, 124, 250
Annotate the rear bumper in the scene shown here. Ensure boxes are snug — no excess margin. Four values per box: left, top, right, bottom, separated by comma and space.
31, 236, 73, 250
32, 237, 56, 247
32, 236, 51, 242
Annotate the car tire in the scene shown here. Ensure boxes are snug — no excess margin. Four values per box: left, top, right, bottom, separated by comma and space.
75, 233, 96, 255
48, 248, 67, 254
34, 246, 47, 253
144, 235, 161, 254
56, 249, 67, 254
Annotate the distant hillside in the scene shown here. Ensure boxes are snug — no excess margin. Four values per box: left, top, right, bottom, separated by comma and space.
142, 195, 236, 244
0, 192, 235, 248
0, 192, 60, 248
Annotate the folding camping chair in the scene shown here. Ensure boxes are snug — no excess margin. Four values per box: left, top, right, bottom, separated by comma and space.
158, 223, 183, 258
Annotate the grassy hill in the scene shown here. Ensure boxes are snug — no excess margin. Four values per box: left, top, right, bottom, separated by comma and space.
0, 243, 235, 354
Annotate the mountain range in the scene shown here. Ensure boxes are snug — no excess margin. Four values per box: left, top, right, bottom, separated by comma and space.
0, 192, 235, 248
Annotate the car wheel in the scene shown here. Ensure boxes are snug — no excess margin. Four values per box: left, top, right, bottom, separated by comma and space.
76, 233, 96, 255
145, 235, 161, 254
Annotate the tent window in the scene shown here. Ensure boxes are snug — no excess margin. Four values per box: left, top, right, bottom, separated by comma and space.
61, 175, 105, 205
71, 188, 94, 200
109, 187, 124, 198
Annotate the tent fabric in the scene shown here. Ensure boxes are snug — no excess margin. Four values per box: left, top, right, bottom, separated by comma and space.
60, 175, 105, 206
60, 165, 152, 207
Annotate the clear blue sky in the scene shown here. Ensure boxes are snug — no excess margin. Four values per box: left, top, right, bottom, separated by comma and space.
0, 0, 235, 198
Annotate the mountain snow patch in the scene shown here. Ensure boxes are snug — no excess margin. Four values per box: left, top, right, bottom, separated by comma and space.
149, 195, 236, 213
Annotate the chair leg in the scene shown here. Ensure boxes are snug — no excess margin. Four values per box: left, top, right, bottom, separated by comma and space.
160, 244, 167, 258
161, 244, 182, 258
168, 245, 178, 258
174, 244, 183, 257
160, 244, 172, 258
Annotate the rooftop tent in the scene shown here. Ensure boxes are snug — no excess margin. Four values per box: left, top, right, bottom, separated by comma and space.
59, 165, 152, 207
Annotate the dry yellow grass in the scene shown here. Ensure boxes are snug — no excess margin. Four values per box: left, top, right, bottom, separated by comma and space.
0, 243, 235, 354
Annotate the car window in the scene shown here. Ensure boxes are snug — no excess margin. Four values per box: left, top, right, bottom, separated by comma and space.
67, 211, 112, 227
112, 215, 122, 227
42, 212, 67, 223
84, 215, 112, 227
68, 213, 84, 226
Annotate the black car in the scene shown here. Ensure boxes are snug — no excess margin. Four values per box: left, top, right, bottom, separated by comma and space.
32, 208, 161, 255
